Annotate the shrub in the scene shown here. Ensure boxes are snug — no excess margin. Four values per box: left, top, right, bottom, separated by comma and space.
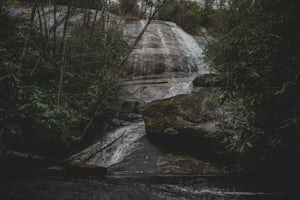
205, 0, 300, 161
0, 5, 127, 158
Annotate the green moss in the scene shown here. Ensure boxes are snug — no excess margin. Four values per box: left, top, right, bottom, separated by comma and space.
143, 90, 224, 136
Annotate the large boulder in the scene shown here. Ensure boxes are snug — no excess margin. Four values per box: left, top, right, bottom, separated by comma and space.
143, 89, 232, 159
143, 89, 226, 137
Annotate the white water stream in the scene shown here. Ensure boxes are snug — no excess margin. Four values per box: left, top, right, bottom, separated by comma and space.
71, 19, 211, 168
87, 122, 146, 167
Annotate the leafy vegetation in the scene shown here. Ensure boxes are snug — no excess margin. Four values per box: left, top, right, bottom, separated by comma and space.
205, 0, 300, 161
157, 0, 203, 34
157, 0, 225, 34
111, 0, 167, 19
0, 2, 127, 158
1, 0, 168, 161
119, 0, 139, 16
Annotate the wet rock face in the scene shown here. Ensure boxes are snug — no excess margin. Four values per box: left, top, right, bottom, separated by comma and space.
123, 20, 209, 76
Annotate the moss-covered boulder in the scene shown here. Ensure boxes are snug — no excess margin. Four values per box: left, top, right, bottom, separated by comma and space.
143, 89, 231, 159
144, 89, 226, 137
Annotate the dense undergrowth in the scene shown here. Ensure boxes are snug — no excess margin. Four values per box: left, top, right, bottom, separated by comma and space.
0, 3, 127, 159
157, 0, 220, 35
205, 0, 300, 162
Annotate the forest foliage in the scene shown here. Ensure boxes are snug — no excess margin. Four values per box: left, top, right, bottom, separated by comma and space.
157, 0, 225, 34
0, 0, 127, 158
0, 0, 167, 159
205, 0, 300, 161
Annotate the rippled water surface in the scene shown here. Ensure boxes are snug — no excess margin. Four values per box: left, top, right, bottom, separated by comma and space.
0, 173, 292, 200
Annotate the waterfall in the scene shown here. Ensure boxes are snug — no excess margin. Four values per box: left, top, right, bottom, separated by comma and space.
71, 19, 212, 169
165, 21, 209, 73
70, 122, 146, 168
87, 122, 146, 167
124, 20, 210, 76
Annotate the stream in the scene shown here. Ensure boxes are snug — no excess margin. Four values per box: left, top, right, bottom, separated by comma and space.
1, 173, 289, 200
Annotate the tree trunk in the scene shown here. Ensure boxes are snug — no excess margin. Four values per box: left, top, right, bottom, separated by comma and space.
57, 1, 72, 104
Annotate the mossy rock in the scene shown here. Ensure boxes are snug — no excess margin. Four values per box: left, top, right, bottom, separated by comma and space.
143, 89, 223, 138
193, 73, 223, 87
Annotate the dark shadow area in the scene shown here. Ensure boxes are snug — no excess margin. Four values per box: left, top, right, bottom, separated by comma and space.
147, 134, 230, 163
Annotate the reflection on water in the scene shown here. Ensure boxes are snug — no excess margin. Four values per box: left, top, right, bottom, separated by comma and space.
0, 174, 289, 200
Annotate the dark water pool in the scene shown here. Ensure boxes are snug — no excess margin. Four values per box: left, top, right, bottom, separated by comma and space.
0, 172, 295, 200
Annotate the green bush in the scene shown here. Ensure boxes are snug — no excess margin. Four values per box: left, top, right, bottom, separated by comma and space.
205, 0, 300, 161
0, 10, 83, 156
158, 0, 203, 34
0, 6, 126, 158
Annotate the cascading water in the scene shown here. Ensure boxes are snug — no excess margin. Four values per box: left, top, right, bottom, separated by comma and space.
70, 122, 146, 167
164, 79, 194, 99
87, 122, 146, 167
122, 20, 211, 103
124, 20, 210, 76
70, 19, 211, 169
165, 21, 208, 73
3, 7, 288, 200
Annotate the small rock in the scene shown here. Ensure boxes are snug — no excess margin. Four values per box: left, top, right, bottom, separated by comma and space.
45, 166, 65, 171
111, 118, 132, 126
44, 166, 65, 174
